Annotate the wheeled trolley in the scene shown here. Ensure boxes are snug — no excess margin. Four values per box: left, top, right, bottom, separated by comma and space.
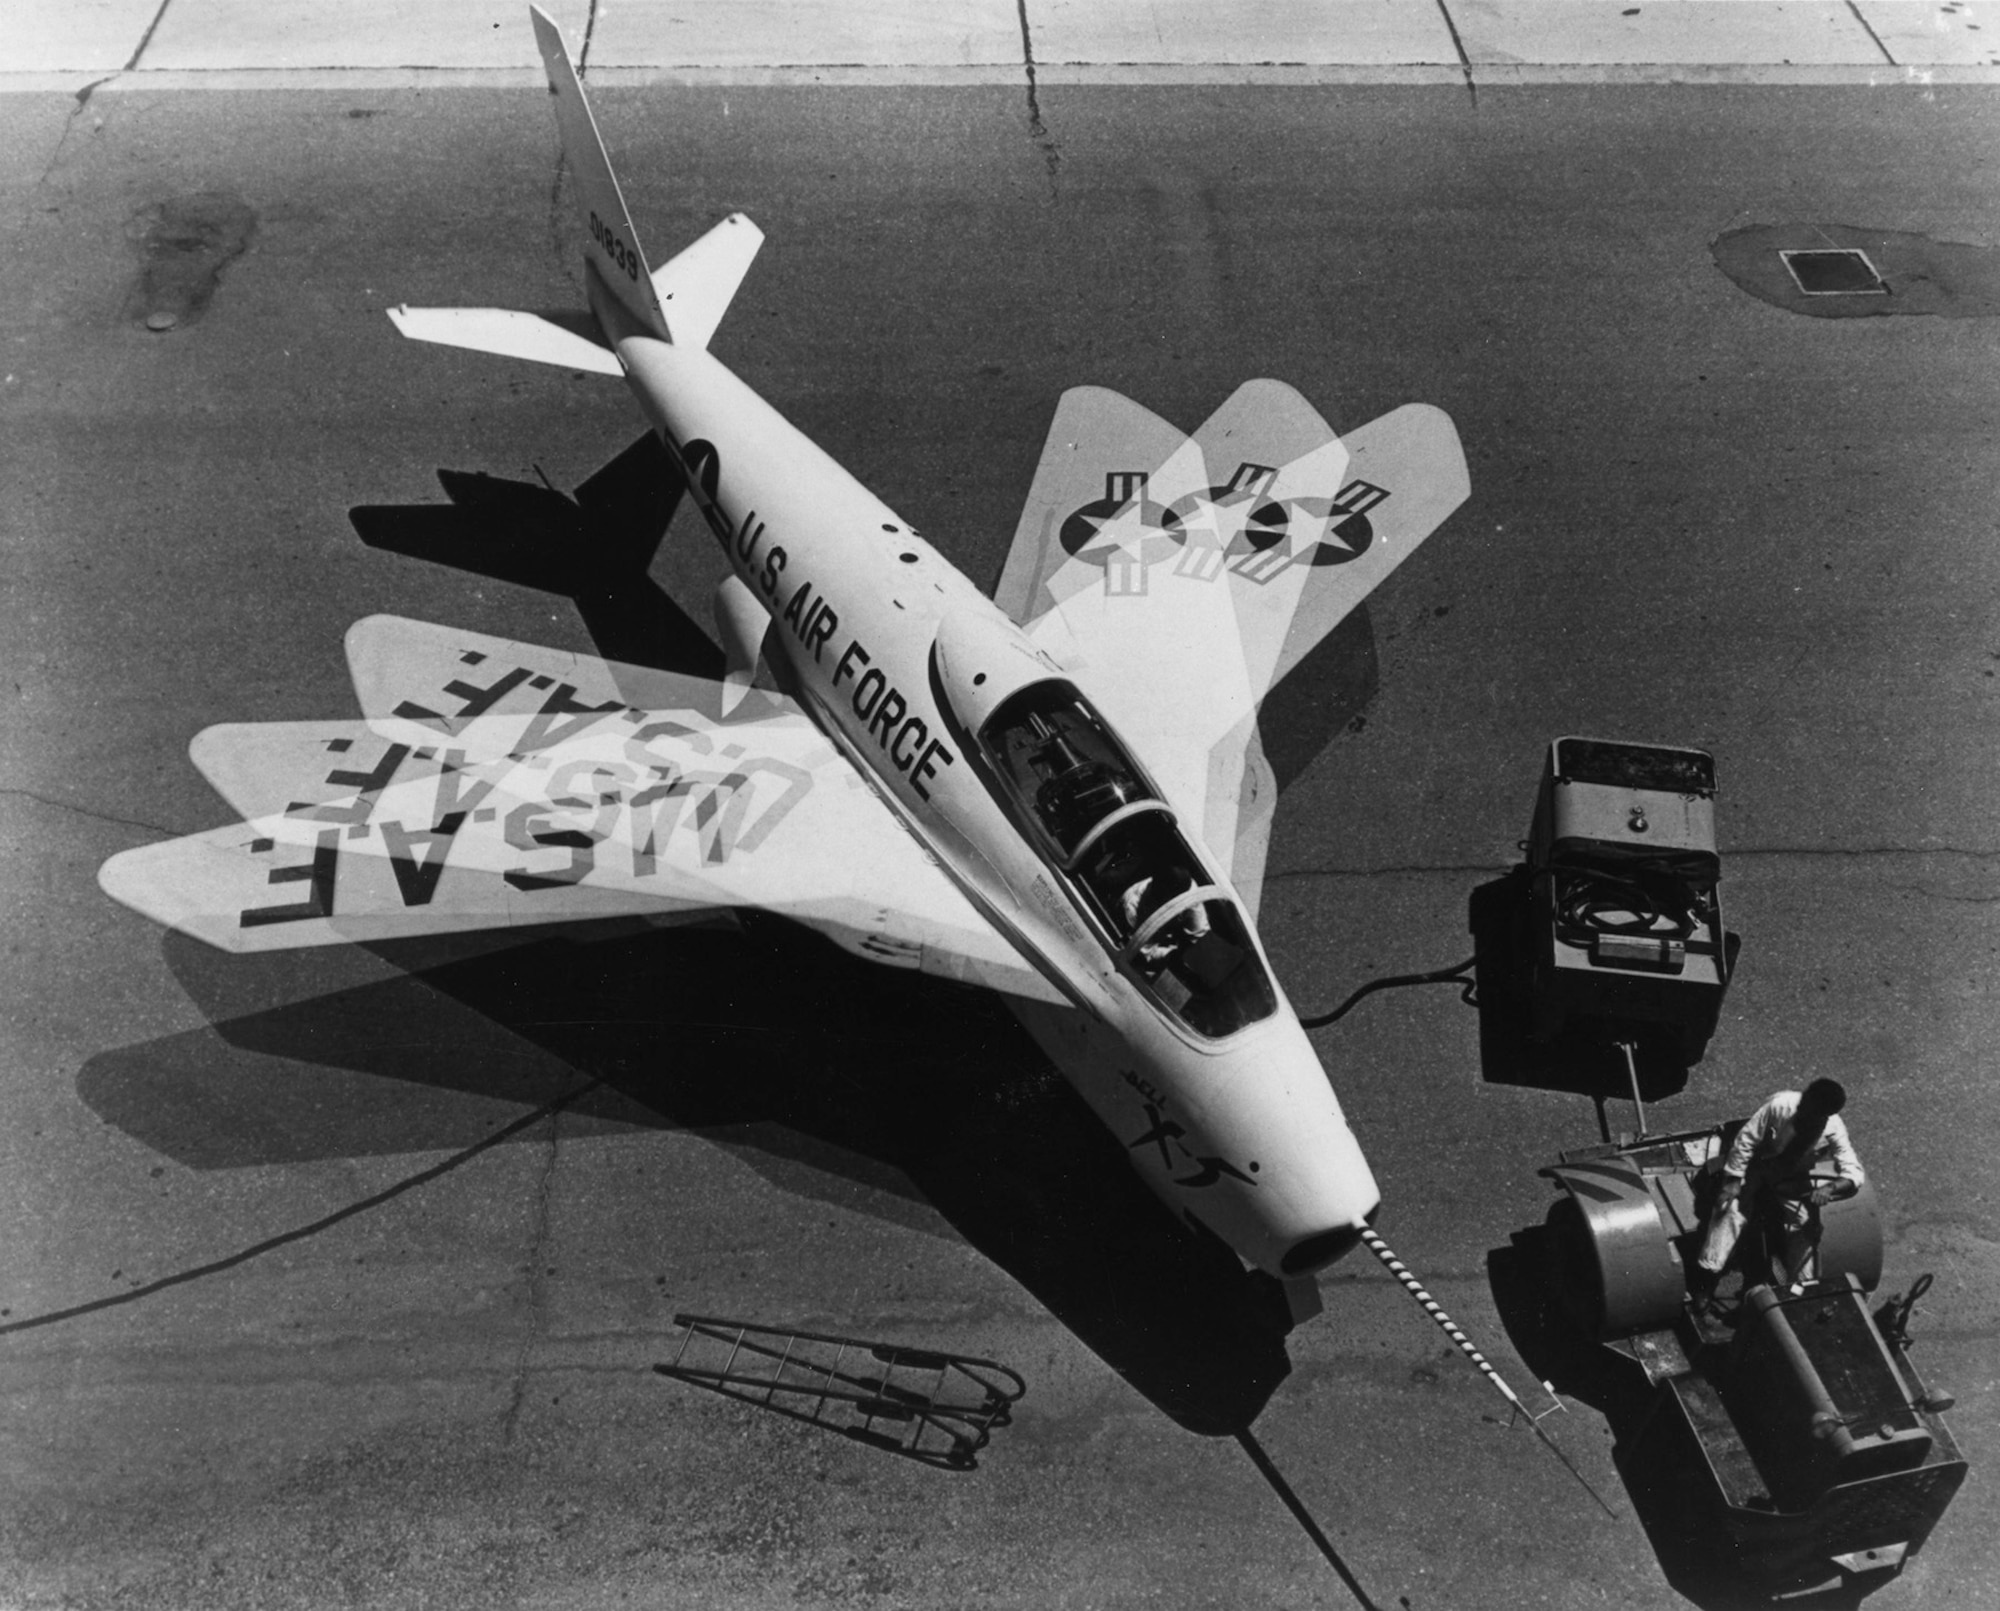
1523, 737, 1732, 1060
1539, 1124, 1965, 1596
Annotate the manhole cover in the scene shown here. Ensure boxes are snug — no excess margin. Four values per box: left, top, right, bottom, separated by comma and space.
1713, 224, 2000, 319
1780, 248, 1886, 297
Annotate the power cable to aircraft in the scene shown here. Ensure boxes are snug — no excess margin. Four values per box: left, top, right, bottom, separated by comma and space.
1298, 954, 1477, 1029
1359, 1227, 1618, 1521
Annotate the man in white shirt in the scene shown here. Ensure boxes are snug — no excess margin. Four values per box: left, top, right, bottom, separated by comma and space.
1691, 1078, 1864, 1314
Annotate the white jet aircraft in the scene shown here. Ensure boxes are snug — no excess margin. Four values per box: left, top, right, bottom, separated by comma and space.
101, 6, 1470, 1305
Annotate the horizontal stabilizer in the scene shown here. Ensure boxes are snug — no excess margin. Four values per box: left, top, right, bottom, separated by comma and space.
652, 214, 764, 351
386, 306, 623, 374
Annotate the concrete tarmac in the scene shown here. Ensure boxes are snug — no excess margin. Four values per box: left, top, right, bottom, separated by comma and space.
2, 78, 1997, 1609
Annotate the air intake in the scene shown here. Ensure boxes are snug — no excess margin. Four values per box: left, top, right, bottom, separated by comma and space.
1280, 1224, 1365, 1275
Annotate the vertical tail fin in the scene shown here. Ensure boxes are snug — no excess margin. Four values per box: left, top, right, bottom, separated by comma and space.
529, 5, 673, 343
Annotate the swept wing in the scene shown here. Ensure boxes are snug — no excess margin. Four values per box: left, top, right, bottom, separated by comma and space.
997, 383, 1469, 909
100, 620, 1063, 1005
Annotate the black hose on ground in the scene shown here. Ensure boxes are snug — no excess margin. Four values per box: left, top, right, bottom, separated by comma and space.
1298, 954, 1477, 1029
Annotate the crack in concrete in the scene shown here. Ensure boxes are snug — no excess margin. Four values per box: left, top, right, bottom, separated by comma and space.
0, 1080, 604, 1340
1265, 861, 1506, 885
1266, 845, 2000, 886
125, 0, 176, 71
537, 5, 578, 285
1844, 0, 1898, 65
0, 787, 181, 841
1016, 0, 1061, 196
31, 75, 117, 195
547, 148, 571, 293
1728, 845, 2000, 863
502, 1096, 567, 1444
1433, 0, 1479, 104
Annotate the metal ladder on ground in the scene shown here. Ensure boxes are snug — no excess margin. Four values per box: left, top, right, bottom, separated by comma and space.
656, 1313, 1026, 1469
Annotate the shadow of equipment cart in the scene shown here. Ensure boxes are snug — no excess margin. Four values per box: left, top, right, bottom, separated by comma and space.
1539, 1125, 1966, 1599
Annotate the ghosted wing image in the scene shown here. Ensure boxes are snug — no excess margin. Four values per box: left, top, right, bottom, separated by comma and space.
997, 383, 1470, 916
101, 616, 1061, 1007
101, 5, 1472, 1296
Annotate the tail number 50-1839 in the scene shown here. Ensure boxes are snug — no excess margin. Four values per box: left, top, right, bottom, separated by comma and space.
589, 211, 640, 280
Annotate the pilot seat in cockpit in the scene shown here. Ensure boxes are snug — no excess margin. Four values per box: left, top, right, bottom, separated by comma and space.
976, 680, 1278, 1038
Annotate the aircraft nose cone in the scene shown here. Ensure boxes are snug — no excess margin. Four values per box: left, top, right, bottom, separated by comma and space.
1265, 1113, 1380, 1275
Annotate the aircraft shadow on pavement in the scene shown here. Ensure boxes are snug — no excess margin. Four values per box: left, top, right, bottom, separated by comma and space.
1467, 867, 1693, 1113
81, 435, 1313, 1436
81, 913, 1290, 1436
1486, 1228, 1872, 1611
347, 430, 724, 679
1256, 604, 1378, 792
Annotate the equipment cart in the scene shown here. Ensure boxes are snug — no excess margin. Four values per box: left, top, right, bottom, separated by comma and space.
1539, 1124, 1965, 1596
1523, 737, 1732, 1060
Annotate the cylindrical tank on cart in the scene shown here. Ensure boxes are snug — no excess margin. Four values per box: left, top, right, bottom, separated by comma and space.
1544, 1163, 1885, 1339
1543, 1161, 1688, 1337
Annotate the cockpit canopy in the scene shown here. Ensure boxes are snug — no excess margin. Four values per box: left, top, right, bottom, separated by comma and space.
976, 681, 1278, 1039
982, 680, 1156, 864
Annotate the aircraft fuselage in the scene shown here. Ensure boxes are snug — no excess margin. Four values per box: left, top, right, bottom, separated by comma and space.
607, 283, 1379, 1279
